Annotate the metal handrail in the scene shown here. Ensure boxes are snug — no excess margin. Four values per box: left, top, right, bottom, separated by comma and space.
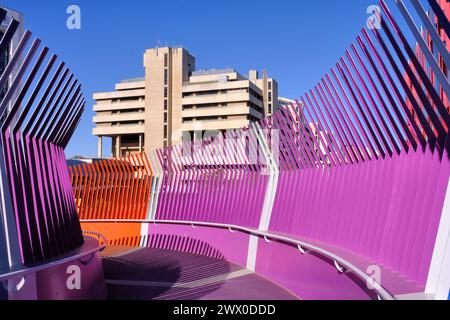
0, 230, 107, 283
82, 230, 108, 248
80, 218, 395, 300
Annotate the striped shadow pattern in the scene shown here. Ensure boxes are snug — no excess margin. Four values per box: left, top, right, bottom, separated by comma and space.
0, 8, 85, 267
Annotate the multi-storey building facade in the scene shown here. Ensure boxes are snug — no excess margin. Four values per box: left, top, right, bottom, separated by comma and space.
181, 68, 276, 142
93, 78, 146, 158
93, 47, 279, 158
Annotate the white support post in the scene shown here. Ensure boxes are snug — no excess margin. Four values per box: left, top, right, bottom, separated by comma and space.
245, 123, 280, 271
246, 235, 259, 272
254, 122, 280, 232
425, 177, 450, 300
146, 150, 163, 221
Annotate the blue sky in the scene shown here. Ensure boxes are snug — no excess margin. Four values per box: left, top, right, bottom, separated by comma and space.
3, 0, 395, 158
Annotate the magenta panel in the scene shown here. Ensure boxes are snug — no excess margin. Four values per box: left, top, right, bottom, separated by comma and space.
255, 238, 372, 300
35, 251, 106, 300
147, 223, 250, 267
269, 147, 450, 289
154, 165, 268, 229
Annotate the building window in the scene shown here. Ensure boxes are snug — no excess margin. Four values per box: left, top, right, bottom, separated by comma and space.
164, 99, 168, 111
164, 69, 168, 85
164, 125, 168, 139
164, 53, 168, 67
268, 92, 272, 102
164, 112, 168, 123
268, 81, 272, 90
164, 87, 168, 98
268, 103, 272, 114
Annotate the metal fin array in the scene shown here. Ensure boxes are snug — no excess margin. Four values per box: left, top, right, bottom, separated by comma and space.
70, 153, 153, 220
0, 8, 85, 266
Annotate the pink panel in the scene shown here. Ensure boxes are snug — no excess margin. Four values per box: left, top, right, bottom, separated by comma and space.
35, 252, 106, 300
147, 224, 250, 267
269, 147, 450, 290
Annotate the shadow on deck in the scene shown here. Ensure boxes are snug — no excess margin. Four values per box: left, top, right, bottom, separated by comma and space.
102, 246, 299, 300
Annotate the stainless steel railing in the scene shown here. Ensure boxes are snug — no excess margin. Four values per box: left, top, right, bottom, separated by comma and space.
81, 219, 395, 300
0, 230, 107, 286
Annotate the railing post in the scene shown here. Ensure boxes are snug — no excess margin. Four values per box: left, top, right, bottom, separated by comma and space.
254, 122, 280, 232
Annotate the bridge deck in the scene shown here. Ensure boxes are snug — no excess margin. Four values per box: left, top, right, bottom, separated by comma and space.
102, 246, 299, 300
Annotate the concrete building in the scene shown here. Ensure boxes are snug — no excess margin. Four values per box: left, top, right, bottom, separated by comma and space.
93, 47, 279, 158
93, 78, 146, 158
181, 69, 276, 140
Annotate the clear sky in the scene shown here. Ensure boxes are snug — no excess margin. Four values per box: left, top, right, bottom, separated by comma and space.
2, 0, 396, 158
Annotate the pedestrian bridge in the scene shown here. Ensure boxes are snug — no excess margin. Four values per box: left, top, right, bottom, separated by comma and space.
1, 0, 450, 300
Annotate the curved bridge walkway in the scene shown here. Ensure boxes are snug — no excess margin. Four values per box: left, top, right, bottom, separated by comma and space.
101, 246, 298, 300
